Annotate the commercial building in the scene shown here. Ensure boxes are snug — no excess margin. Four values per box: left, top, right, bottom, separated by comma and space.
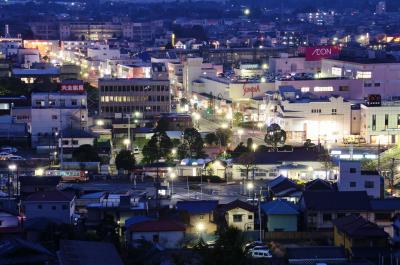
321, 58, 400, 100
98, 63, 171, 119
59, 21, 123, 41
273, 94, 351, 144
30, 81, 88, 148
359, 101, 400, 145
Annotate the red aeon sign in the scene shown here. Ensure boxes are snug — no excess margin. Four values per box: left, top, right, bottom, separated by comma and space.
305, 45, 340, 61
243, 84, 260, 96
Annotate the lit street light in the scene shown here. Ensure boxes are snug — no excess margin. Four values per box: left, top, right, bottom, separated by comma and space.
96, 119, 104, 126
252, 143, 258, 152
123, 138, 131, 150
244, 8, 250, 16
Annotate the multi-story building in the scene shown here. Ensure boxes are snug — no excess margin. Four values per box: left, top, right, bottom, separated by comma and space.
321, 58, 400, 100
30, 81, 88, 147
337, 160, 382, 199
59, 22, 123, 41
359, 101, 400, 145
271, 92, 352, 144
122, 22, 154, 42
98, 63, 171, 119
297, 11, 335, 26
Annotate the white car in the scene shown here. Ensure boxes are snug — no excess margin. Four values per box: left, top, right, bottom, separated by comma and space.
251, 249, 272, 259
1, 147, 17, 153
8, 155, 25, 161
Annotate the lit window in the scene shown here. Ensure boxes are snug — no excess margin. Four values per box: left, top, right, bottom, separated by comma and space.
356, 71, 372, 79
314, 86, 334, 92
301, 87, 310, 92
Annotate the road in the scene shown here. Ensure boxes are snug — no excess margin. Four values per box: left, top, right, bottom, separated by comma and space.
59, 178, 266, 205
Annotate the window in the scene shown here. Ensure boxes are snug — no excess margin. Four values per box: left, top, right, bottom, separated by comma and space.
314, 86, 334, 92
374, 83, 381, 87
372, 114, 376, 131
52, 115, 58, 120
62, 140, 69, 145
339, 85, 349, 91
350, 181, 356, 187
52, 206, 56, 210
365, 181, 374, 188
199, 214, 204, 220
72, 140, 79, 145
356, 71, 372, 79
375, 212, 391, 221
337, 213, 346, 218
385, 114, 389, 129
152, 234, 159, 243
350, 168, 357, 173
248, 215, 253, 220
397, 115, 400, 129
323, 213, 332, 222
301, 87, 310, 92
71, 99, 77, 106
332, 109, 337, 114
37, 204, 42, 209
233, 214, 243, 222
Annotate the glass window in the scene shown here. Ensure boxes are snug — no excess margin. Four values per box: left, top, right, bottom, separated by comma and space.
233, 214, 243, 222
365, 181, 374, 188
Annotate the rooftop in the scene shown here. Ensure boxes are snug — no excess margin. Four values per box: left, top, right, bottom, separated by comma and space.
24, 190, 75, 202
176, 200, 218, 214
261, 200, 299, 215
332, 215, 388, 238
301, 191, 371, 211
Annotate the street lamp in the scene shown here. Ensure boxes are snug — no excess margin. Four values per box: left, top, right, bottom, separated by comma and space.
252, 143, 258, 152
171, 148, 177, 157
96, 119, 104, 126
123, 138, 131, 150
35, 168, 44, 176
196, 222, 205, 238
8, 164, 17, 198
247, 181, 254, 199
170, 172, 176, 196
244, 8, 250, 16
221, 123, 229, 129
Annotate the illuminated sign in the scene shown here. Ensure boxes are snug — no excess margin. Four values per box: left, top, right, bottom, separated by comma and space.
366, 94, 381, 107
305, 45, 341, 61
60, 83, 84, 93
243, 84, 260, 96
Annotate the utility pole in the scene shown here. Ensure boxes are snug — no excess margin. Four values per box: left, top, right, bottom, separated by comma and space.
258, 187, 262, 242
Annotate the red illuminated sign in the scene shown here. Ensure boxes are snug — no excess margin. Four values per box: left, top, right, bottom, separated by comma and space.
243, 84, 260, 96
305, 45, 340, 61
60, 83, 84, 93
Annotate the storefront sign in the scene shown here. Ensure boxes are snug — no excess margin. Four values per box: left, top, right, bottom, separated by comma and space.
243, 84, 260, 96
305, 45, 340, 61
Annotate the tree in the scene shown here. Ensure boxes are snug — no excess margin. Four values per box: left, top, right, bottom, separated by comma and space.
115, 150, 135, 171
361, 159, 377, 171
72, 144, 100, 162
182, 128, 205, 158
233, 112, 244, 126
142, 131, 173, 163
202, 227, 246, 265
205, 132, 218, 145
303, 139, 316, 149
319, 148, 333, 179
264, 123, 286, 150
231, 142, 249, 158
215, 128, 232, 147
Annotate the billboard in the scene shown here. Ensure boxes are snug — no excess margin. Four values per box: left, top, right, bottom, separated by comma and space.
305, 45, 341, 61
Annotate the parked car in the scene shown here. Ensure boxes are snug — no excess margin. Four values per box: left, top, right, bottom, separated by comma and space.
1, 146, 17, 153
133, 146, 140, 154
251, 250, 272, 258
243, 241, 264, 253
8, 155, 25, 161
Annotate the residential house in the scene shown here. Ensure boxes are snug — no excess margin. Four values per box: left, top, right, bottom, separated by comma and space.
19, 176, 61, 197
261, 200, 299, 232
58, 240, 124, 265
304, 178, 336, 192
337, 160, 383, 198
23, 190, 76, 224
176, 200, 218, 235
127, 219, 186, 249
266, 176, 303, 202
286, 246, 347, 265
0, 238, 55, 265
300, 191, 371, 230
218, 200, 255, 231
369, 198, 400, 243
232, 147, 326, 181
333, 215, 389, 262
59, 129, 97, 159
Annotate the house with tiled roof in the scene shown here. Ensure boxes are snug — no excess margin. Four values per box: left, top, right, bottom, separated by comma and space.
261, 200, 299, 232
23, 191, 76, 224
333, 215, 389, 263
176, 200, 218, 235
127, 219, 186, 249
300, 191, 371, 230
218, 199, 255, 231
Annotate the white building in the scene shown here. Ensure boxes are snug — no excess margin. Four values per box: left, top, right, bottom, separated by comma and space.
337, 160, 382, 198
23, 191, 76, 224
360, 101, 400, 145
30, 86, 88, 147
87, 44, 120, 61
321, 58, 400, 100
275, 95, 351, 144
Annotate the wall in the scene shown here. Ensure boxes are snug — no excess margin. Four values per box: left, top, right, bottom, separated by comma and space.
24, 200, 74, 224
267, 214, 297, 232
131, 231, 184, 249
226, 208, 254, 230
